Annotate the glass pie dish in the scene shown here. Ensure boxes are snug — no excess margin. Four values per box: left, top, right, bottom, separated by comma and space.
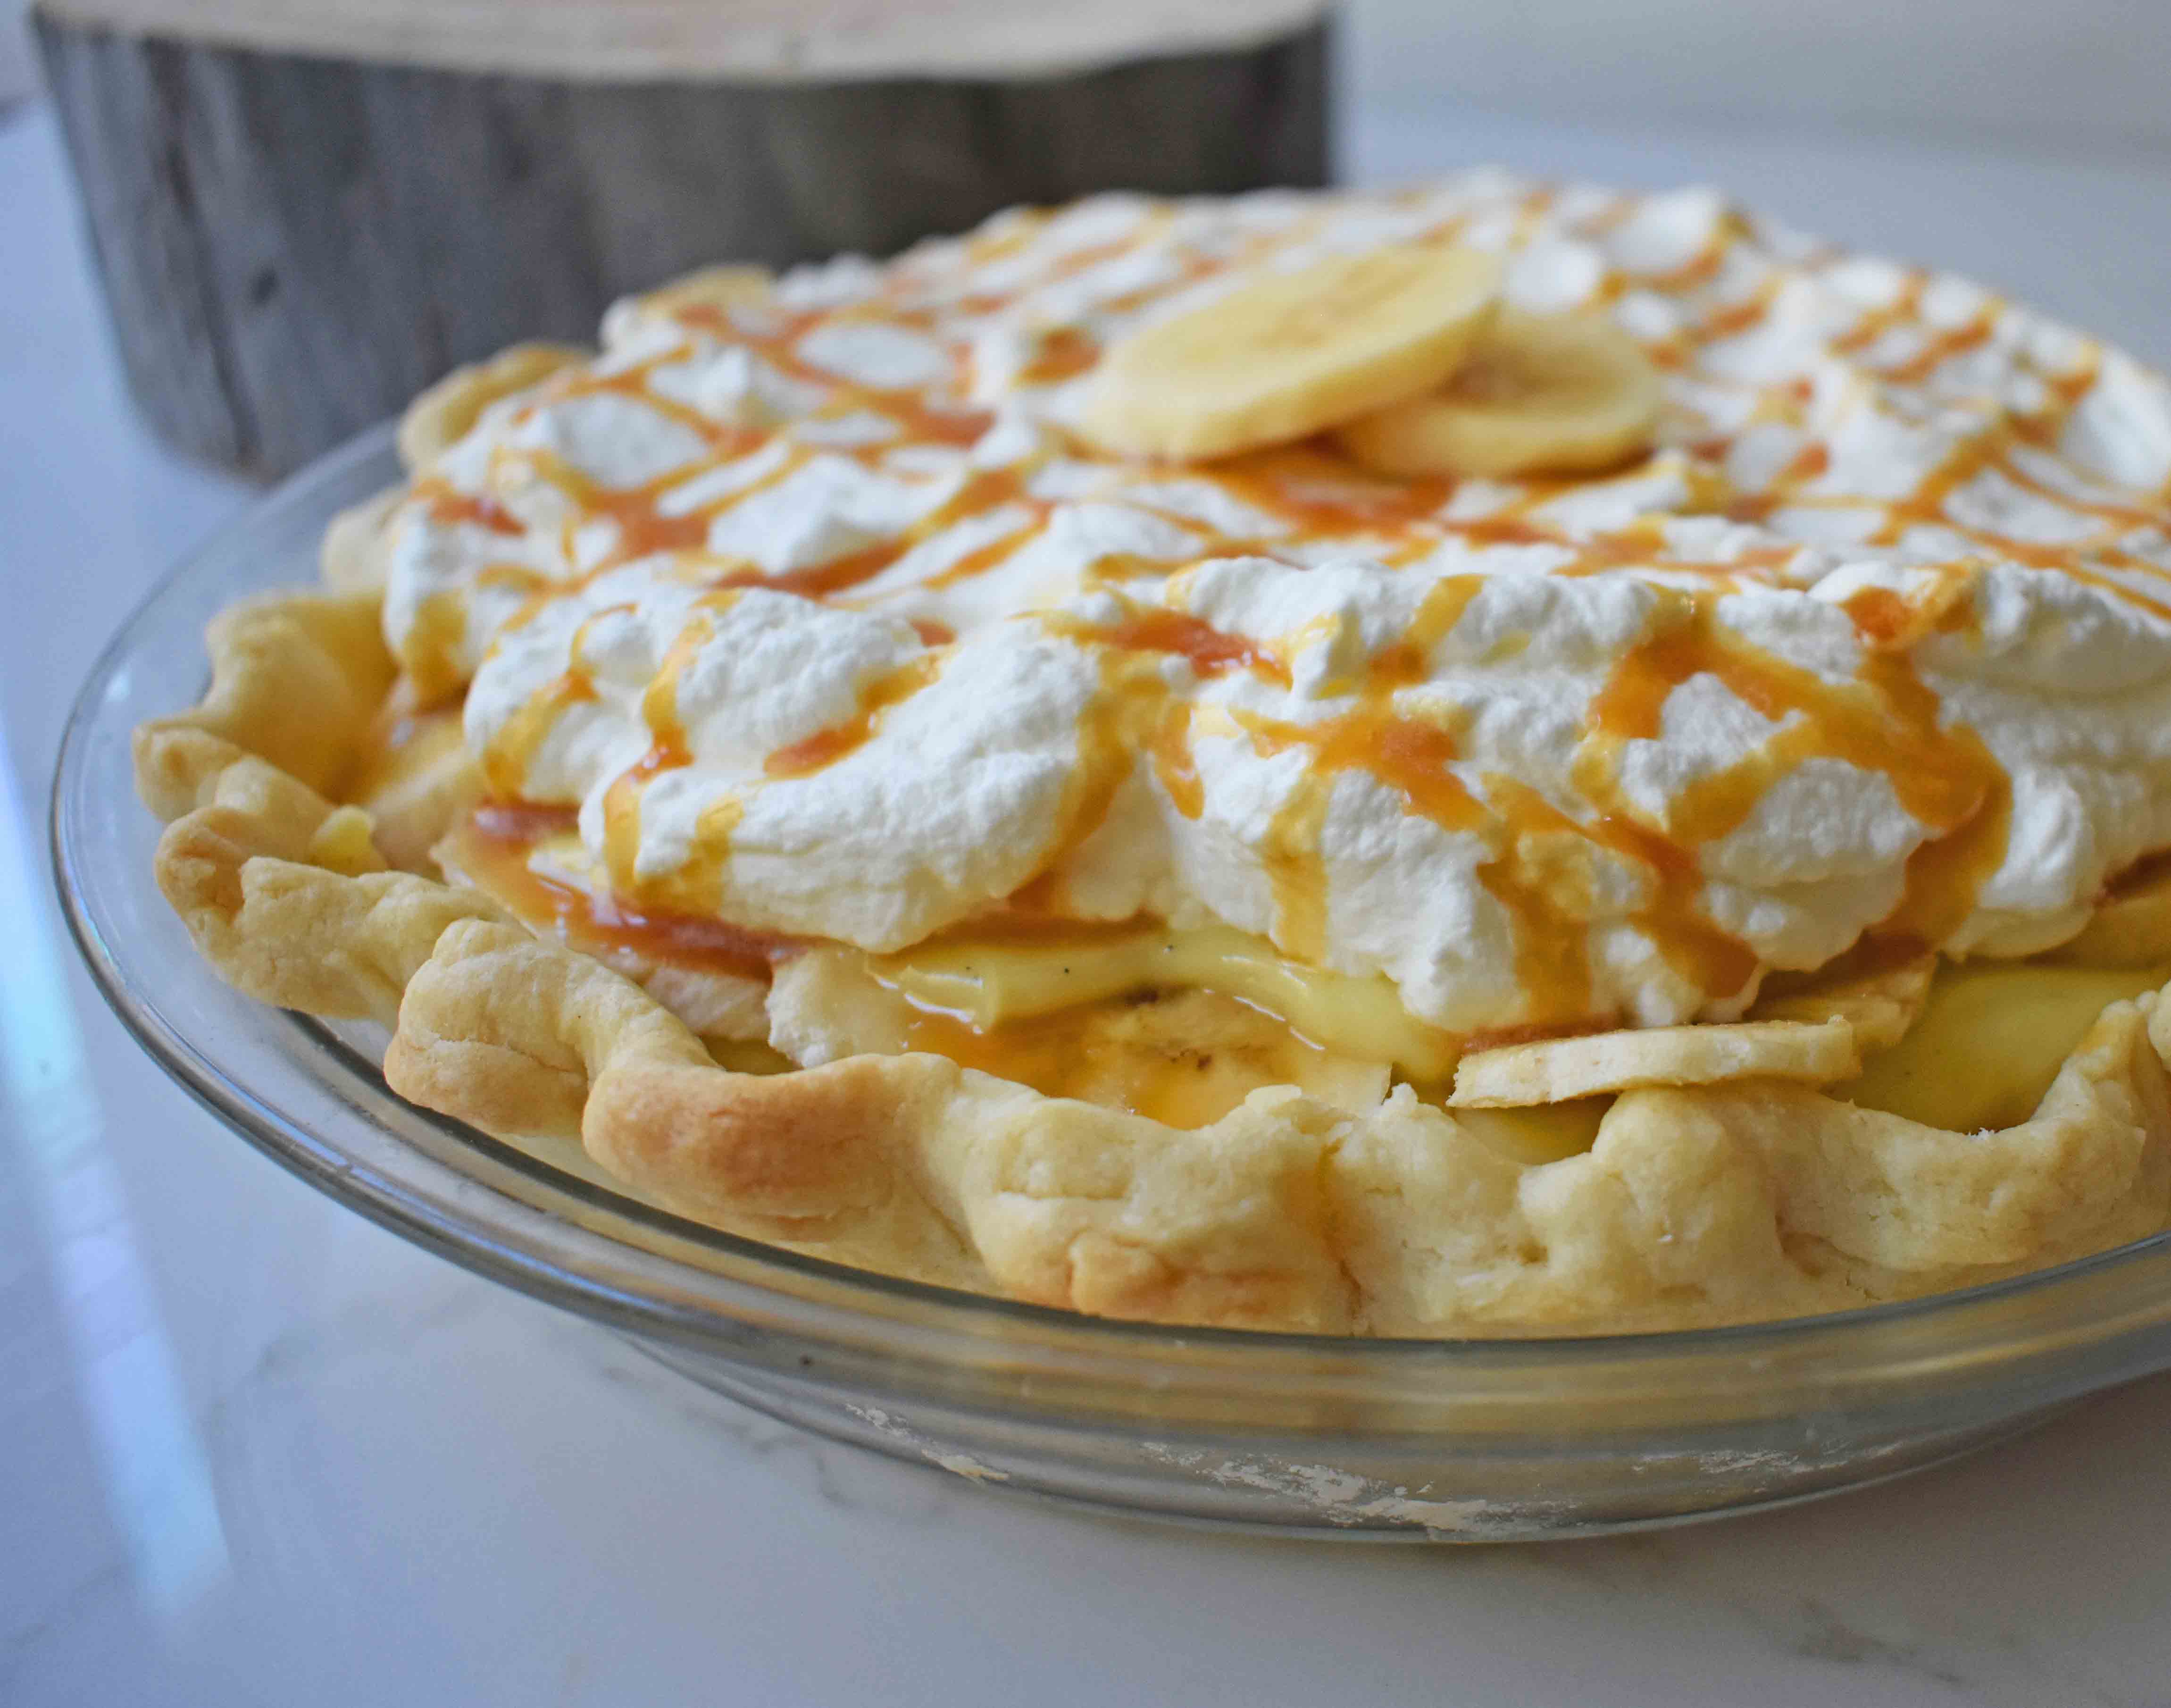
56, 422, 2171, 1541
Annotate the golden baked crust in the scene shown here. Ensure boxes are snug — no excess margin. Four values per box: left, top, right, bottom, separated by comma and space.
134, 581, 2171, 1334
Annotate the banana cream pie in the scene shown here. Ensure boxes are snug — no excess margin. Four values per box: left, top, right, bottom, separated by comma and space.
138, 175, 2171, 1334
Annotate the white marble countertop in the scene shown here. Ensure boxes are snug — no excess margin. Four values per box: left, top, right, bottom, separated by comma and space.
9, 93, 2171, 1708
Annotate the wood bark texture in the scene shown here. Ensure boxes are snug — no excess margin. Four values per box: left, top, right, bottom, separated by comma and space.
35, 9, 1329, 476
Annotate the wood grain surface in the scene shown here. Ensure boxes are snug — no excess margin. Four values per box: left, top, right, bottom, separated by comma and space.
35, 0, 1325, 80
34, 8, 1329, 477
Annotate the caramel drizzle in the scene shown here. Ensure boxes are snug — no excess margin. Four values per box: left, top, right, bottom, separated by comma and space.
1076, 607, 1292, 684
1832, 271, 1929, 357
1572, 588, 2009, 962
480, 668, 596, 799
437, 182, 2168, 1029
764, 656, 941, 778
1014, 326, 1102, 386
454, 808, 798, 981
419, 485, 524, 535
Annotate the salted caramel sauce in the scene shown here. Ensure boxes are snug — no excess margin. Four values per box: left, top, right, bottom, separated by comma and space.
443, 306, 1013, 628
1191, 568, 1653, 1023
1636, 225, 1735, 297
763, 656, 941, 779
1014, 326, 1102, 386
959, 209, 1051, 268
1995, 452, 2163, 534
1569, 582, 2009, 982
1084, 606, 1292, 684
600, 609, 704, 901
417, 482, 525, 536
1248, 706, 1491, 968
1645, 275, 1786, 372
1206, 443, 1456, 538
478, 668, 596, 800
450, 805, 799, 982
1831, 271, 1929, 357
1867, 427, 2013, 550
1882, 306, 1999, 387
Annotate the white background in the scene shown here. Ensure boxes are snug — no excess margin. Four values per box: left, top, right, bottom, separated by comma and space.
1350, 0, 2171, 153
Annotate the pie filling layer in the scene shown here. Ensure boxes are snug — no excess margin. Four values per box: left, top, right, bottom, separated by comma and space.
365, 172, 2171, 1147
436, 807, 2171, 1144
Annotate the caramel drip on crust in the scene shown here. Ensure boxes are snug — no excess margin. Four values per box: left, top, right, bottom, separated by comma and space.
452, 808, 796, 981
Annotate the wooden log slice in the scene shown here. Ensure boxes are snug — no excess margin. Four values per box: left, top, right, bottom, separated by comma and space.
34, 4, 1329, 476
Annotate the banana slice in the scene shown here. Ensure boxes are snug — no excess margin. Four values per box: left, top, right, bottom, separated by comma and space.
1335, 309, 1661, 478
1079, 244, 1503, 461
1450, 1019, 1860, 1107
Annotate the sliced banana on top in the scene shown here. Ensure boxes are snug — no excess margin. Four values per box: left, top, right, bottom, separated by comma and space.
1080, 244, 1503, 461
1335, 309, 1662, 478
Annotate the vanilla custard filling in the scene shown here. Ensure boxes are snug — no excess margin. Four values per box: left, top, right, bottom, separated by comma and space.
378, 173, 2171, 1137
434, 808, 2170, 1143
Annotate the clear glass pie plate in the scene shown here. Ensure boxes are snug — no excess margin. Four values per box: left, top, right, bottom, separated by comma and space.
53, 423, 2171, 1542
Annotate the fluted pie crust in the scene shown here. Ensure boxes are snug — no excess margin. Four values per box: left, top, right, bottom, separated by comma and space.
135, 519, 2171, 1336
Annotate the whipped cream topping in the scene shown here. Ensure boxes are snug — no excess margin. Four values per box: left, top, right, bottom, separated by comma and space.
395, 172, 2171, 1035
